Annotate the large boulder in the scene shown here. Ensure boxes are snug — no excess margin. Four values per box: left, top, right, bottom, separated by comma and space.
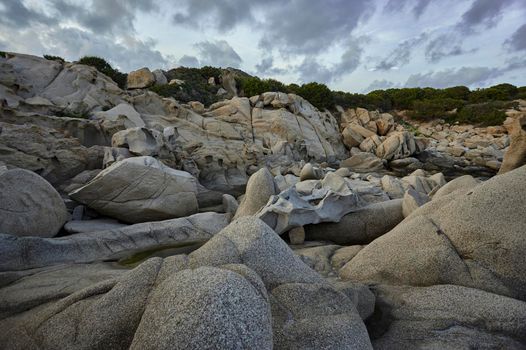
368, 284, 526, 349
340, 152, 385, 173
70, 156, 199, 223
376, 131, 416, 160
0, 169, 68, 237
304, 199, 404, 244
130, 266, 273, 349
127, 67, 156, 89
234, 167, 277, 219
188, 217, 373, 349
498, 113, 526, 174
341, 165, 526, 301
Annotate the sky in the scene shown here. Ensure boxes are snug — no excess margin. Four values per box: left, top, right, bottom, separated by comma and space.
0, 0, 525, 93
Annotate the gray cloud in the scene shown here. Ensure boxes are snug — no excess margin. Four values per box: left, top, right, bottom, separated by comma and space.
296, 37, 364, 83
173, 0, 373, 55
505, 23, 526, 52
384, 0, 433, 18
41, 27, 169, 71
424, 34, 477, 63
194, 40, 242, 68
374, 33, 428, 70
50, 0, 158, 35
173, 0, 271, 32
255, 57, 286, 76
259, 0, 373, 55
363, 79, 398, 93
404, 66, 501, 88
0, 0, 56, 28
178, 55, 200, 68
457, 0, 510, 34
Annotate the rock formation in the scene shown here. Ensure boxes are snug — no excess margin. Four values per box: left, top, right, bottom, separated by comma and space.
1, 52, 525, 349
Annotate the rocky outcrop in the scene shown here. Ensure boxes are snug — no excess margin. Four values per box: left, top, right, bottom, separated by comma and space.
1, 217, 373, 350
188, 217, 373, 349
130, 266, 273, 349
499, 112, 526, 174
0, 169, 68, 237
304, 199, 404, 244
0, 122, 105, 185
70, 156, 199, 223
368, 284, 526, 349
341, 165, 526, 301
0, 212, 229, 271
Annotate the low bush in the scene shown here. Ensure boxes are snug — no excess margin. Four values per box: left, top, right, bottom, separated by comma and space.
446, 101, 518, 126
410, 98, 466, 120
43, 55, 65, 63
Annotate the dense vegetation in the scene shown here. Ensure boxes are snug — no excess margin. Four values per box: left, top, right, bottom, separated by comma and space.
148, 66, 225, 106
78, 56, 127, 89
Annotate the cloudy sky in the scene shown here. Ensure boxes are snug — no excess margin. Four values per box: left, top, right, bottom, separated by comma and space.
1, 0, 525, 92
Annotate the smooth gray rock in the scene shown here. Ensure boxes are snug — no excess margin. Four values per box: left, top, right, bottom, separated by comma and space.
64, 219, 128, 234
331, 281, 376, 321
0, 212, 229, 271
189, 217, 373, 349
0, 258, 163, 350
432, 174, 479, 199
130, 266, 273, 350
257, 182, 362, 235
0, 169, 68, 237
305, 199, 404, 244
234, 167, 277, 219
189, 217, 324, 289
0, 263, 126, 319
402, 188, 430, 217
369, 284, 526, 350
341, 165, 526, 301
299, 163, 321, 181
271, 283, 372, 350
70, 156, 199, 223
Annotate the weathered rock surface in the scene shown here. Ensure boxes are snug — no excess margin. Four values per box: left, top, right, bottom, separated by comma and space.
0, 122, 105, 185
70, 156, 199, 223
341, 165, 526, 301
0, 212, 229, 271
257, 179, 361, 234
304, 199, 404, 244
63, 218, 128, 234
368, 284, 526, 349
0, 169, 68, 237
130, 266, 273, 350
234, 167, 277, 219
499, 112, 526, 174
127, 67, 156, 89
188, 217, 373, 349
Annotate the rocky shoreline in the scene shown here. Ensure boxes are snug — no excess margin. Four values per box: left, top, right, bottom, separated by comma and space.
1, 52, 526, 349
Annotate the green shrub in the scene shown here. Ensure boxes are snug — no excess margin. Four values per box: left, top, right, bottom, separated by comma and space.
516, 86, 526, 100
469, 84, 518, 103
43, 54, 65, 63
447, 101, 517, 126
296, 82, 334, 110
0, 51, 7, 58
410, 98, 466, 120
78, 56, 127, 89
238, 77, 289, 97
